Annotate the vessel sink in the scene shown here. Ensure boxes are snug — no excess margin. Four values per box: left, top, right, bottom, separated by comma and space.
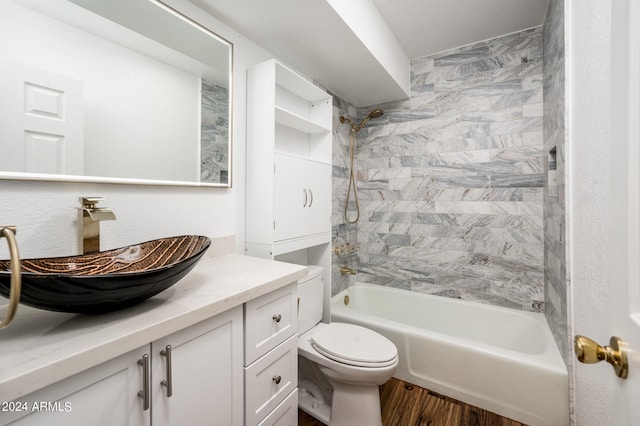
0, 235, 210, 313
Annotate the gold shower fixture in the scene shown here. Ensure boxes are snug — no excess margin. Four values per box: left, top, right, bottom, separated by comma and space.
340, 109, 384, 223
339, 109, 384, 134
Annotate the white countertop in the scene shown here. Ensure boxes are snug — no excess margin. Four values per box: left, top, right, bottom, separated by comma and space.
0, 254, 307, 403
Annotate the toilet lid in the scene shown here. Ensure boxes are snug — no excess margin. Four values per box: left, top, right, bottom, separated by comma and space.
310, 323, 398, 367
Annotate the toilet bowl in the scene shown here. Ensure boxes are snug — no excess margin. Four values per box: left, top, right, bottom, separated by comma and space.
297, 266, 398, 426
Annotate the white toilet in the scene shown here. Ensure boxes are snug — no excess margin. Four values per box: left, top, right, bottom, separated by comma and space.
297, 266, 398, 426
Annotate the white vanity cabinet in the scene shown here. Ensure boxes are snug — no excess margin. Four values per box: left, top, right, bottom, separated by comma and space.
243, 283, 298, 426
3, 307, 243, 426
0, 255, 307, 426
246, 59, 332, 258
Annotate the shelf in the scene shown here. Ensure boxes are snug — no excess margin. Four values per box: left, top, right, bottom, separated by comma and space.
272, 232, 331, 256
272, 150, 331, 166
274, 106, 331, 134
275, 62, 329, 103
247, 58, 332, 256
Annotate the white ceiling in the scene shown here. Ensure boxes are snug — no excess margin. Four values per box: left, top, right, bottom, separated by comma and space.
372, 0, 548, 59
194, 0, 549, 107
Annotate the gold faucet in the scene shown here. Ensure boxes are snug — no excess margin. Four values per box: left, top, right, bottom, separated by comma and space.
339, 267, 357, 275
80, 197, 116, 254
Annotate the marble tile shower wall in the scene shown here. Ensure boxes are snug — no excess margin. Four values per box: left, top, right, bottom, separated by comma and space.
331, 94, 359, 296
543, 0, 568, 362
200, 81, 229, 184
350, 28, 545, 311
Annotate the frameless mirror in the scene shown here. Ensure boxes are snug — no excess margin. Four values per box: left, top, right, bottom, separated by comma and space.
0, 0, 232, 186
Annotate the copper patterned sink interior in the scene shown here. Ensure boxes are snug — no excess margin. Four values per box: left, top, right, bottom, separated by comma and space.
0, 235, 210, 313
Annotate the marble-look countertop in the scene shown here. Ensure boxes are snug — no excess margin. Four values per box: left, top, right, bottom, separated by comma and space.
0, 254, 307, 403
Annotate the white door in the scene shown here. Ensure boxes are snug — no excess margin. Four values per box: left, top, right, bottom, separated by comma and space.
608, 0, 640, 423
0, 60, 83, 175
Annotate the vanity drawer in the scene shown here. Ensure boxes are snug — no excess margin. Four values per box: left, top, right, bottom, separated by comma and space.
244, 335, 298, 426
257, 389, 298, 426
244, 283, 297, 364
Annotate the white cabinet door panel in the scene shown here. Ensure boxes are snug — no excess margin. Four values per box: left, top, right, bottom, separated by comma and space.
274, 154, 331, 242
151, 307, 243, 426
4, 346, 149, 426
306, 160, 331, 236
274, 154, 307, 242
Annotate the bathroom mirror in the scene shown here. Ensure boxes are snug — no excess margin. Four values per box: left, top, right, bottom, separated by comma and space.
0, 0, 233, 186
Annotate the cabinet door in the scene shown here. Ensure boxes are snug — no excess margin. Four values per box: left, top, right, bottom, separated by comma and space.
151, 306, 243, 426
3, 347, 149, 426
306, 160, 331, 236
274, 153, 307, 242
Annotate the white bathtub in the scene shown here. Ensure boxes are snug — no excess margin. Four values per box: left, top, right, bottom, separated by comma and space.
331, 283, 569, 426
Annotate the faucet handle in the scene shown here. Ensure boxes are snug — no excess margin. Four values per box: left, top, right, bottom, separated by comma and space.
81, 197, 104, 208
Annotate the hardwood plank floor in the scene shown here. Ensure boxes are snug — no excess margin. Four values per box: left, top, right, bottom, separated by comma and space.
298, 378, 526, 426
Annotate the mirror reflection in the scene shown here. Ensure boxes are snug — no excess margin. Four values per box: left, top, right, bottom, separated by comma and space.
0, 0, 232, 186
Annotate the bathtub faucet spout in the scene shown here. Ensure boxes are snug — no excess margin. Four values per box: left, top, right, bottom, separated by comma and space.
339, 267, 356, 275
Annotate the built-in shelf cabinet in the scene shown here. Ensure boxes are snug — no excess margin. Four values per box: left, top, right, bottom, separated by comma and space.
246, 59, 332, 258
245, 60, 333, 424
246, 58, 333, 325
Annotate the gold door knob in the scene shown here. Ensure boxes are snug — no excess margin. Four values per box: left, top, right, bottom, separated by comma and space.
574, 335, 628, 379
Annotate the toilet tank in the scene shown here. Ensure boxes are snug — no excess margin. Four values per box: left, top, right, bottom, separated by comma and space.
297, 265, 324, 334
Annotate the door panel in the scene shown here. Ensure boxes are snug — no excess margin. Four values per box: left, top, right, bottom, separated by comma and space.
0, 60, 83, 175
609, 0, 640, 423
151, 308, 243, 426
274, 154, 307, 241
306, 160, 331, 236
3, 347, 149, 426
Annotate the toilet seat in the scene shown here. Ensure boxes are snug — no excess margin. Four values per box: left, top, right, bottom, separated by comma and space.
310, 322, 398, 367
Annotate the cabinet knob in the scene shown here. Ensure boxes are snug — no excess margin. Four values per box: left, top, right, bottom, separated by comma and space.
272, 314, 282, 323
272, 375, 282, 385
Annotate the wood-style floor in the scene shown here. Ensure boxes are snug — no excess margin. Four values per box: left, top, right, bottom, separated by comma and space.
298, 377, 526, 426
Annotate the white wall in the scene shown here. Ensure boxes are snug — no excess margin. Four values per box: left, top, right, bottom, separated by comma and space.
0, 0, 274, 259
567, 0, 612, 424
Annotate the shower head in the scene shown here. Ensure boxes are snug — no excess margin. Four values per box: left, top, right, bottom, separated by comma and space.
368, 109, 384, 119
340, 108, 384, 133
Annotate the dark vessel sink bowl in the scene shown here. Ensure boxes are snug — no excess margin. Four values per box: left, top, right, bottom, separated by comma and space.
0, 235, 210, 314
